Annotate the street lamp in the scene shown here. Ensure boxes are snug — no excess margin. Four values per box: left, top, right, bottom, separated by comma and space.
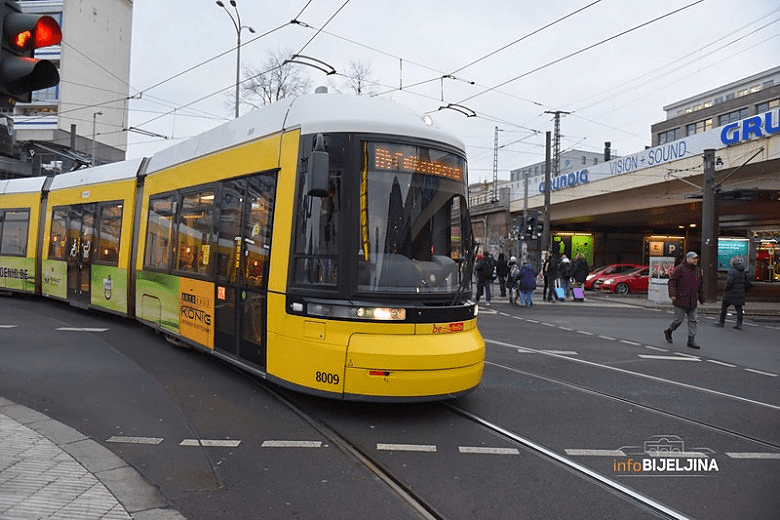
216, 0, 255, 119
92, 111, 102, 166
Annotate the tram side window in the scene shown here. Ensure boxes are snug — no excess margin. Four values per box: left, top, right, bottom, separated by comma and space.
48, 208, 68, 259
96, 202, 123, 265
0, 210, 29, 256
176, 190, 214, 275
144, 196, 175, 270
291, 171, 341, 286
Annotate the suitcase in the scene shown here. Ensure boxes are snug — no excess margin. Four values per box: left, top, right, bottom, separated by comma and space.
555, 287, 566, 300
572, 287, 584, 302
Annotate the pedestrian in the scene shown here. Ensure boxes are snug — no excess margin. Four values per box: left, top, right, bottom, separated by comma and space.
544, 251, 559, 302
496, 253, 509, 298
505, 255, 519, 304
474, 254, 493, 306
571, 252, 589, 299
517, 258, 537, 308
664, 251, 705, 349
714, 256, 752, 330
557, 254, 572, 300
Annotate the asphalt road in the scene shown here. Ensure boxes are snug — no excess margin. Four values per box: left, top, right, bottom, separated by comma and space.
1, 294, 778, 519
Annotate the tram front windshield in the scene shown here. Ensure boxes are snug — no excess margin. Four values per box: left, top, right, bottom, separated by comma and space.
357, 142, 472, 296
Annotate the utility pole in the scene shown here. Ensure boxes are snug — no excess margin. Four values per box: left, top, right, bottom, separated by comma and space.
701, 149, 718, 302
492, 126, 499, 202
545, 110, 570, 177
543, 131, 552, 253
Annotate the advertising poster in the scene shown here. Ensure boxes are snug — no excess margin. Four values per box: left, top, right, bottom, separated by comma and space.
136, 271, 180, 333
649, 257, 675, 303
42, 259, 67, 299
0, 256, 36, 292
91, 265, 127, 314
179, 277, 215, 350
717, 238, 749, 271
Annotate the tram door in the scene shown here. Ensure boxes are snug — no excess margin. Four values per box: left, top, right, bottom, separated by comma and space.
215, 174, 277, 369
66, 204, 95, 308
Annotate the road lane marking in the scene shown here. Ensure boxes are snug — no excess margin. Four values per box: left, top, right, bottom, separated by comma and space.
620, 340, 641, 346
55, 327, 108, 332
744, 368, 778, 377
725, 452, 780, 459
558, 326, 573, 331
180, 439, 241, 447
106, 436, 164, 445
644, 346, 668, 352
486, 339, 780, 412
542, 350, 578, 356
0, 325, 17, 328
577, 330, 594, 335
261, 440, 322, 448
459, 447, 519, 455
638, 355, 700, 361
598, 335, 616, 341
707, 360, 737, 368
377, 443, 437, 452
565, 449, 626, 456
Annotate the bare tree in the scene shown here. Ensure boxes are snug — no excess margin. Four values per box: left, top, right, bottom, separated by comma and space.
241, 49, 313, 107
343, 61, 374, 95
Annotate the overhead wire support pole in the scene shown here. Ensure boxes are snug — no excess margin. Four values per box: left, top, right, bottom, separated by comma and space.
492, 127, 500, 203
701, 149, 718, 303
545, 110, 570, 177
543, 131, 552, 253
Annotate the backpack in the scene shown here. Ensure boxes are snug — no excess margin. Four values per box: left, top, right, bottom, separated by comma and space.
509, 264, 521, 280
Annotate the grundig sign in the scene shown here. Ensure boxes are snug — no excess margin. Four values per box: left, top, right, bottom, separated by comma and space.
535, 107, 779, 195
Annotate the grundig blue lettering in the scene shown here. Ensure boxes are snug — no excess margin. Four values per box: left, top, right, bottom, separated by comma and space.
721, 108, 780, 145
538, 168, 589, 194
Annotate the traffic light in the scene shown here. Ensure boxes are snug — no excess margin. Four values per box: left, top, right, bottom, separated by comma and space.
0, 0, 61, 105
525, 214, 536, 239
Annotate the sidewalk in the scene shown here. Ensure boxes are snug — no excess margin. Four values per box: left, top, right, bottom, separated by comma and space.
0, 397, 185, 520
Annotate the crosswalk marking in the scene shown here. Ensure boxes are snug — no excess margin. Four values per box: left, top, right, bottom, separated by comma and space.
459, 447, 519, 455
106, 436, 164, 445
180, 439, 241, 447
261, 440, 322, 448
377, 443, 437, 452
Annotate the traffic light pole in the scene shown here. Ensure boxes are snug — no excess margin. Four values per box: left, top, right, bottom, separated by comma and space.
701, 148, 718, 302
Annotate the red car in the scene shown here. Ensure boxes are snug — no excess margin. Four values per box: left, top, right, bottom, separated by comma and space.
585, 263, 643, 290
599, 266, 650, 294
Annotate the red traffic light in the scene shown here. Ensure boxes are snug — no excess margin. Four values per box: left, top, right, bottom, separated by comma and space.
5, 14, 62, 51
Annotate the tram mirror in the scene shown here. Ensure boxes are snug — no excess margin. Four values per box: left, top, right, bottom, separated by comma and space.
307, 134, 330, 197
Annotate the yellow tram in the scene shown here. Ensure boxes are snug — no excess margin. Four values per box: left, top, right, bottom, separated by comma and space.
1, 93, 484, 401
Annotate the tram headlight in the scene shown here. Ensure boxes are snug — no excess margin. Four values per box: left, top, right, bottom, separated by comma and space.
306, 303, 406, 321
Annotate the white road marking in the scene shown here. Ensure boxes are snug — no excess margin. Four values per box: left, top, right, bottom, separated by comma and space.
542, 350, 579, 356
706, 360, 737, 368
638, 355, 700, 361
620, 340, 641, 346
106, 436, 164, 445
180, 439, 241, 447
459, 447, 519, 455
577, 330, 594, 335
644, 346, 668, 352
565, 449, 626, 456
55, 327, 108, 332
598, 335, 616, 341
725, 452, 780, 459
261, 440, 322, 448
0, 325, 17, 328
377, 443, 437, 452
744, 368, 778, 377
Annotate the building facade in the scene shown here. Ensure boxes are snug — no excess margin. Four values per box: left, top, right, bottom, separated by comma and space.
4, 0, 133, 176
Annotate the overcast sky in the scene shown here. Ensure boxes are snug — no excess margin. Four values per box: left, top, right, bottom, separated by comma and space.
126, 0, 779, 182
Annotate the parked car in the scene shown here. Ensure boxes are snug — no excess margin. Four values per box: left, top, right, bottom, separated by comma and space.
585, 263, 643, 290
599, 266, 650, 294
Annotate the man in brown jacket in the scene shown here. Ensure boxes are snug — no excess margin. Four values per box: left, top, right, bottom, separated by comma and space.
664, 251, 705, 349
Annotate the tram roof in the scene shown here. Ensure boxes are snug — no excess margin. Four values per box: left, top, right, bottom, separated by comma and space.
0, 176, 47, 195
146, 93, 466, 175
47, 157, 146, 191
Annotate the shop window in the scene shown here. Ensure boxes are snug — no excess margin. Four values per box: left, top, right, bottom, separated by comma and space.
0, 210, 29, 256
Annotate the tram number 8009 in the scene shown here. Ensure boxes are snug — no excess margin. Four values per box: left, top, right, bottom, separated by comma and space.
315, 371, 340, 385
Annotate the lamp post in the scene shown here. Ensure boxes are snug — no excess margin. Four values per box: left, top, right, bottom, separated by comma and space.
91, 111, 102, 166
216, 0, 255, 119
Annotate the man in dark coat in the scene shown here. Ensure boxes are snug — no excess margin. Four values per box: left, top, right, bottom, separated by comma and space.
664, 251, 705, 349
714, 256, 751, 329
496, 253, 509, 297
